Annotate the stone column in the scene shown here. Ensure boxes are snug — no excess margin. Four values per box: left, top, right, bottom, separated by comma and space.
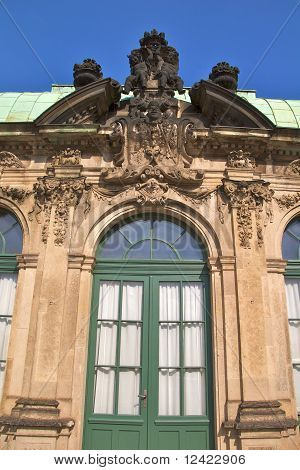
220, 176, 298, 449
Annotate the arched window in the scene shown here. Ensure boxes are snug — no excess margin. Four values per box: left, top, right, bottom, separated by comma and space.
0, 209, 22, 399
282, 217, 300, 413
97, 217, 207, 261
84, 216, 214, 450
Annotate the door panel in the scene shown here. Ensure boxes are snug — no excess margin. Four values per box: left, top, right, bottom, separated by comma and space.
83, 276, 149, 450
83, 273, 213, 450
147, 276, 213, 450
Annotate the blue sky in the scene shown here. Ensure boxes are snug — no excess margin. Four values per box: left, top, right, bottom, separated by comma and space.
0, 0, 299, 98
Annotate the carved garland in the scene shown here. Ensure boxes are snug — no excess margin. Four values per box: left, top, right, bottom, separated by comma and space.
29, 176, 90, 246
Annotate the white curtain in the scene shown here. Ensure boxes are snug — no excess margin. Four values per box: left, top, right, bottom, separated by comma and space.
159, 282, 180, 415
159, 282, 206, 416
94, 281, 143, 415
0, 273, 17, 400
285, 279, 300, 411
94, 281, 120, 414
118, 282, 143, 415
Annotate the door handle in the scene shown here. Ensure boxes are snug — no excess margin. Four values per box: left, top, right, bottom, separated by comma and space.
138, 389, 147, 407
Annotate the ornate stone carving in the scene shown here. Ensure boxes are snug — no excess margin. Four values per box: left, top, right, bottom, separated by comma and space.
219, 179, 274, 248
73, 58, 102, 88
209, 61, 239, 91
0, 185, 31, 203
226, 149, 256, 169
285, 159, 300, 176
275, 192, 300, 209
0, 151, 24, 170
136, 179, 169, 205
51, 148, 81, 166
29, 177, 90, 245
123, 29, 184, 95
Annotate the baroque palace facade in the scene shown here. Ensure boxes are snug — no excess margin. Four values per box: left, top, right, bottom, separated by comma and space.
0, 30, 299, 450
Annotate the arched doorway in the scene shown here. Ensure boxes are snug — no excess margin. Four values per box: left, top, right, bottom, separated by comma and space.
83, 215, 214, 449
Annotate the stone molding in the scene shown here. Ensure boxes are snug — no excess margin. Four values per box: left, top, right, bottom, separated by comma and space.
17, 254, 39, 269
218, 255, 236, 271
266, 258, 287, 274
223, 400, 297, 433
68, 255, 95, 272
0, 398, 74, 434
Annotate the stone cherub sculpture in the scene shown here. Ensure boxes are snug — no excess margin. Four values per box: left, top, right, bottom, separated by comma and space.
123, 50, 149, 94
156, 48, 184, 94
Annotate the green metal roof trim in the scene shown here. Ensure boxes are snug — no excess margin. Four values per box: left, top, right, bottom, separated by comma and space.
0, 84, 300, 128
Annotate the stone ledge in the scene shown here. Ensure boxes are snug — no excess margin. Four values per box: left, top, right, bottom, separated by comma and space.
223, 400, 297, 433
0, 416, 74, 430
0, 397, 75, 434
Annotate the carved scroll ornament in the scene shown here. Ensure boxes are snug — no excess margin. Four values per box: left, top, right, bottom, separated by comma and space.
219, 179, 274, 248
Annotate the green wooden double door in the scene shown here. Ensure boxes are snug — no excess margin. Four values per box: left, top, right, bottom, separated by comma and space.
83, 268, 214, 450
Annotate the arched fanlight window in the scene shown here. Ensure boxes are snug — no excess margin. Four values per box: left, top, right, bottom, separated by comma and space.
282, 217, 300, 413
0, 209, 22, 400
97, 216, 207, 261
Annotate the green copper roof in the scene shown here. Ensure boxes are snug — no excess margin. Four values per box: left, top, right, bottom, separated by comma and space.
237, 90, 300, 128
0, 85, 300, 128
0, 85, 74, 123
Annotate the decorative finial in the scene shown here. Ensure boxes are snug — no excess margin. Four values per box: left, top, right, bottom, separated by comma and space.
73, 58, 103, 88
209, 62, 239, 91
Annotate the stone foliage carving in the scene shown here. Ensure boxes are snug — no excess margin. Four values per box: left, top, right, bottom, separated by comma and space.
285, 159, 300, 176
275, 192, 300, 209
51, 148, 81, 166
219, 179, 274, 248
0, 185, 31, 203
0, 151, 24, 170
226, 150, 256, 169
29, 177, 90, 246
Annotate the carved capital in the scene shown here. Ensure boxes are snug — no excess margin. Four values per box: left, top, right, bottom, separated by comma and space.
219, 179, 274, 248
29, 176, 90, 246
